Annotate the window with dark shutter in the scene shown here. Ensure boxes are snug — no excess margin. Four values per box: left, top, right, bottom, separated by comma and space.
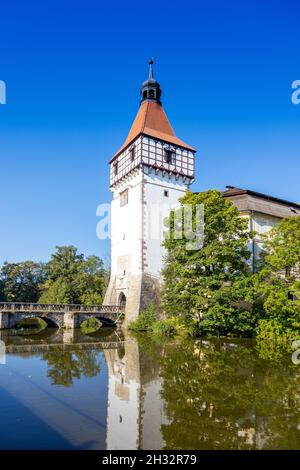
164, 149, 174, 164
130, 146, 135, 162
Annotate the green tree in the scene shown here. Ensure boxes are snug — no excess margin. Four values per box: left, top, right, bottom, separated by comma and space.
74, 255, 108, 305
0, 261, 47, 302
257, 216, 300, 342
39, 246, 108, 304
162, 190, 255, 336
0, 278, 5, 301
39, 246, 82, 303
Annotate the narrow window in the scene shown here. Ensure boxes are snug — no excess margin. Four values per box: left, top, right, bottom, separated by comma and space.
149, 89, 155, 98
114, 162, 118, 176
120, 189, 128, 207
164, 190, 169, 197
130, 146, 135, 162
164, 149, 174, 164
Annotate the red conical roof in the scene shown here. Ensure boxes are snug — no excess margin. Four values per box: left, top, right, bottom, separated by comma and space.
110, 101, 195, 162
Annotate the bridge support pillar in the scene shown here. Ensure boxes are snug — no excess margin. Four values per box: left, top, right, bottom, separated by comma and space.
63, 328, 75, 343
0, 313, 10, 329
63, 312, 75, 329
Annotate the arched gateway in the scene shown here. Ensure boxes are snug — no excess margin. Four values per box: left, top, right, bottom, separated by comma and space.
118, 293, 126, 309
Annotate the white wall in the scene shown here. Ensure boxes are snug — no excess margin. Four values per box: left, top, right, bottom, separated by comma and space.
110, 168, 143, 278
143, 168, 190, 278
243, 212, 282, 268
251, 212, 281, 262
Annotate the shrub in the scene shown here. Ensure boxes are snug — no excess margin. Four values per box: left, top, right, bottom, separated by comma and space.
129, 304, 156, 332
152, 318, 180, 337
256, 318, 300, 344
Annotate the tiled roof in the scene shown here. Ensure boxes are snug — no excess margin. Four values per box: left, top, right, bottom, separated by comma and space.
223, 187, 300, 210
222, 187, 300, 218
111, 101, 195, 162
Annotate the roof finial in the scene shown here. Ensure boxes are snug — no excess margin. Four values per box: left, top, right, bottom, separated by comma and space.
149, 57, 154, 80
140, 57, 161, 104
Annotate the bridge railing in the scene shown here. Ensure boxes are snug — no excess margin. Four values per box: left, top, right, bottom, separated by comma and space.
0, 302, 124, 314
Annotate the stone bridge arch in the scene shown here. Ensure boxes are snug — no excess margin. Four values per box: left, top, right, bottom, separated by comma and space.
0, 303, 125, 330
8, 313, 62, 330
75, 314, 117, 329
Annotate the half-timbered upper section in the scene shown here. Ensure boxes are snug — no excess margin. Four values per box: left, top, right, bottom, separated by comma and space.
109, 60, 196, 188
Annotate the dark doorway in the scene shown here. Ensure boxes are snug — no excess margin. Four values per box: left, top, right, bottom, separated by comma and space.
119, 292, 126, 308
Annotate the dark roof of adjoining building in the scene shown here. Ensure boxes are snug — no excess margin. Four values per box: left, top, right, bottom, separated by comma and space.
223, 186, 300, 209
222, 186, 300, 219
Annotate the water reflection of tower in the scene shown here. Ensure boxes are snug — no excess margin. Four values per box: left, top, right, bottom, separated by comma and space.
104, 338, 168, 450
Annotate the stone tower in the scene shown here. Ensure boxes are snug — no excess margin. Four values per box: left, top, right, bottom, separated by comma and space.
104, 59, 196, 322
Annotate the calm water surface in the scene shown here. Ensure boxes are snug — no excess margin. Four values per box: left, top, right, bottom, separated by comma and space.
0, 328, 300, 450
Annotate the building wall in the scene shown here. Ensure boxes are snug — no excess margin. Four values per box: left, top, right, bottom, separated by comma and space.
110, 168, 144, 278
240, 212, 282, 269
251, 212, 281, 262
143, 167, 190, 278
110, 136, 143, 187
141, 136, 194, 179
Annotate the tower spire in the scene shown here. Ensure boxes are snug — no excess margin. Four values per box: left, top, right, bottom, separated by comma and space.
149, 57, 154, 80
140, 57, 162, 105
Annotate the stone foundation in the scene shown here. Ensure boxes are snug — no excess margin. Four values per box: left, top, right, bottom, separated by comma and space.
104, 272, 161, 325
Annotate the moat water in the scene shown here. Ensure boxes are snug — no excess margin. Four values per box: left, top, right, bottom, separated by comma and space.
0, 328, 300, 450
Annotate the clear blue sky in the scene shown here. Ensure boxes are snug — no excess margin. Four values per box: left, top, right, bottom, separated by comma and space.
0, 0, 299, 266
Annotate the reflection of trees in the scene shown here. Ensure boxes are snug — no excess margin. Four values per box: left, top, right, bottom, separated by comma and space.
158, 338, 300, 450
43, 350, 102, 387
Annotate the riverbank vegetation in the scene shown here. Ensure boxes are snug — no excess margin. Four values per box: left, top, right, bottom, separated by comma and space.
131, 190, 300, 345
0, 246, 109, 305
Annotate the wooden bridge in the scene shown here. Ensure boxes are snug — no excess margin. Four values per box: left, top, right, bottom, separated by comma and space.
0, 302, 125, 330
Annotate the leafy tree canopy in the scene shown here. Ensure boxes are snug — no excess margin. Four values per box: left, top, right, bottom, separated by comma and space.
256, 216, 300, 342
39, 246, 108, 305
162, 190, 255, 336
0, 246, 108, 305
0, 261, 47, 302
